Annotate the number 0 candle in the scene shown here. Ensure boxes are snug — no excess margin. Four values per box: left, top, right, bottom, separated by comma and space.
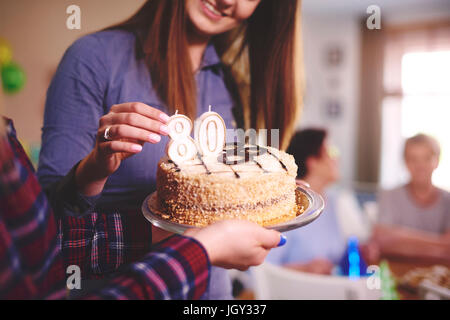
195, 105, 226, 158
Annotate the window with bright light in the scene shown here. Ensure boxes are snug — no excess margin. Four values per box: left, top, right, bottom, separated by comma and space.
381, 50, 450, 191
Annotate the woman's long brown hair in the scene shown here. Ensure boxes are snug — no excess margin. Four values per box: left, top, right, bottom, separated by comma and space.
110, 0, 302, 150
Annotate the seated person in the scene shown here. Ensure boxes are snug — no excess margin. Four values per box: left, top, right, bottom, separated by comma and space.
266, 128, 375, 275
372, 134, 450, 262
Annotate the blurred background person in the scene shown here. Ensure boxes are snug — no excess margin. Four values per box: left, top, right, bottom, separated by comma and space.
371, 134, 450, 262
266, 128, 377, 275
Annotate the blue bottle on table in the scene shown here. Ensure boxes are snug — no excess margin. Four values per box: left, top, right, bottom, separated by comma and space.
337, 236, 368, 278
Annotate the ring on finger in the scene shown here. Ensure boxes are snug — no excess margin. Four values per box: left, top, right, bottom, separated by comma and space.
104, 126, 113, 141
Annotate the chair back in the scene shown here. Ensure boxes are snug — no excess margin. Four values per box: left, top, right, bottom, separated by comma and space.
252, 262, 381, 300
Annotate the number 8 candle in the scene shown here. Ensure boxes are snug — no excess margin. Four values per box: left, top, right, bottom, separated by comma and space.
166, 111, 197, 164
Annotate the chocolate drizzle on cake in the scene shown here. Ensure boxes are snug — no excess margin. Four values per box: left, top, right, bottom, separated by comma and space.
221, 143, 267, 163
253, 159, 269, 173
266, 149, 288, 172
229, 166, 241, 179
168, 159, 181, 172
168, 143, 289, 178
197, 152, 212, 175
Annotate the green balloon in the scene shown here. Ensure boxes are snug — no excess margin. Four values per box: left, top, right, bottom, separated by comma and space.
1, 62, 26, 94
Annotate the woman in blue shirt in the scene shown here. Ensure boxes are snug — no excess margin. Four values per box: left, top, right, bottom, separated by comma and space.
266, 129, 377, 275
37, 0, 301, 299
266, 129, 346, 274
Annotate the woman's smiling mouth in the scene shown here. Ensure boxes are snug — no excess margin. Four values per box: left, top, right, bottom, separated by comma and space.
200, 0, 228, 20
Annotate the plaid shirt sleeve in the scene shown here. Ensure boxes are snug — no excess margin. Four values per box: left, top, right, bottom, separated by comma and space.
0, 118, 66, 299
84, 235, 210, 300
0, 118, 210, 300
61, 208, 154, 278
43, 160, 101, 219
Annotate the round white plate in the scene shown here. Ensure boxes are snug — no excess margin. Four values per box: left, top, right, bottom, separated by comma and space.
142, 186, 324, 234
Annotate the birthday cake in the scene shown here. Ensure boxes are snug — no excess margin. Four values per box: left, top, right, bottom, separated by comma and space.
154, 143, 303, 227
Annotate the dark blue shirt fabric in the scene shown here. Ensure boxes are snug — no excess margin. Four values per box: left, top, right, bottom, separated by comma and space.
37, 29, 238, 299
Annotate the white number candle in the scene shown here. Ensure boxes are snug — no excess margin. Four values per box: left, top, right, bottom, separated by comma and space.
195, 106, 226, 158
166, 111, 197, 163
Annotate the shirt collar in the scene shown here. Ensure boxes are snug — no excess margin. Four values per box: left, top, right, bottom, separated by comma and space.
199, 43, 222, 70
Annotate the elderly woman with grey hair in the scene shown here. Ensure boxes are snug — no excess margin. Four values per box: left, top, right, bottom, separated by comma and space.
372, 134, 450, 262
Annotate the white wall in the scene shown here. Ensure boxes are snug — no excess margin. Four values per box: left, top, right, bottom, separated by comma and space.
298, 0, 450, 187
298, 14, 361, 187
